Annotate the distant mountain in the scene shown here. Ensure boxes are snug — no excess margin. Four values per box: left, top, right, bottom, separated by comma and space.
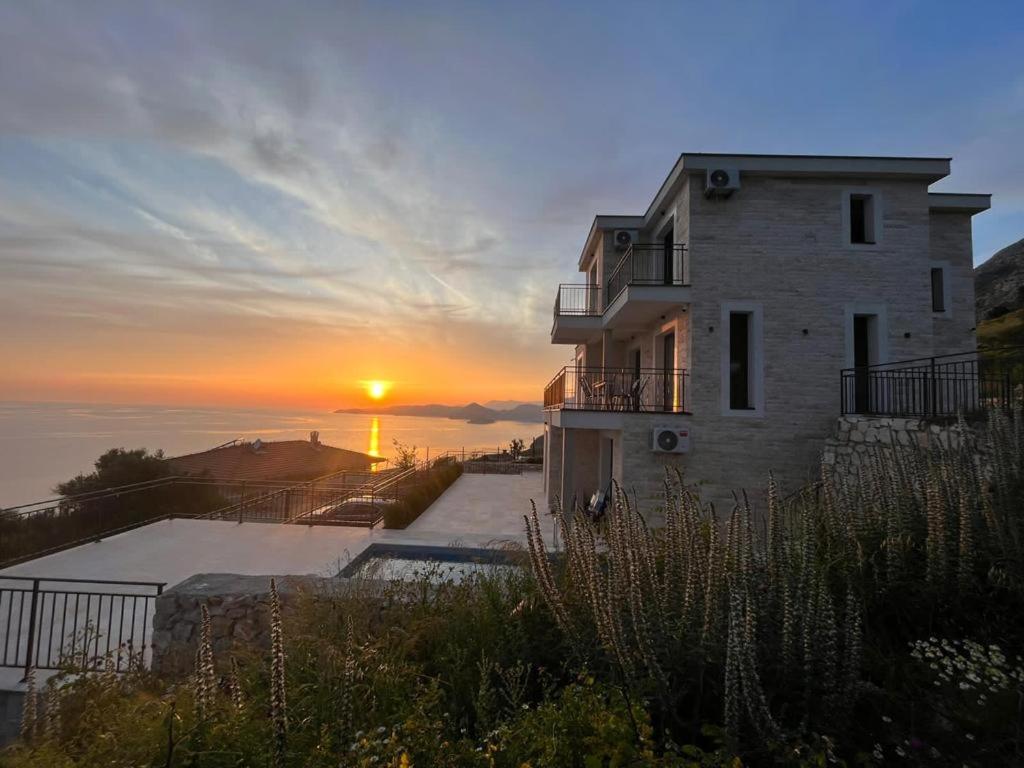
334, 401, 543, 425
483, 399, 541, 410
975, 237, 1024, 322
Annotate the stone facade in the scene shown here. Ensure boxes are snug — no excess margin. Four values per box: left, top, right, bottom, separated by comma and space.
151, 573, 319, 676
546, 155, 987, 517
822, 414, 971, 485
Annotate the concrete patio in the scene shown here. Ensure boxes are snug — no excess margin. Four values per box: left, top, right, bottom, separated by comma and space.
0, 471, 554, 705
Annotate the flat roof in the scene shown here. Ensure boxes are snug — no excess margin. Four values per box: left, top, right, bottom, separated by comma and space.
572, 152, 990, 271
927, 192, 991, 215
645, 152, 954, 222
578, 215, 644, 269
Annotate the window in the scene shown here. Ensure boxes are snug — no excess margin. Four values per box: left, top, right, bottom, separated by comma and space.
729, 313, 752, 409
849, 194, 875, 244
721, 302, 764, 416
930, 267, 945, 312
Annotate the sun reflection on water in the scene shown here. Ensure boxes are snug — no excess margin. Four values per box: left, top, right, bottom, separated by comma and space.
368, 416, 381, 472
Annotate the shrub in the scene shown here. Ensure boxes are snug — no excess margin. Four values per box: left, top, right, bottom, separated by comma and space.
382, 463, 463, 528
0, 448, 225, 566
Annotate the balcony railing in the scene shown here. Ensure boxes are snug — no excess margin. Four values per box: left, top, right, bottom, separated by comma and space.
554, 283, 602, 316
606, 243, 687, 306
840, 347, 1024, 418
544, 366, 689, 413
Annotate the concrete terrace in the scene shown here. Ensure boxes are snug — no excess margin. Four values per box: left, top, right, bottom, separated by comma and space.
0, 472, 550, 696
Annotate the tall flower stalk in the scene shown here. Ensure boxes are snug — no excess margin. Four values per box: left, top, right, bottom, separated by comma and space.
269, 578, 287, 768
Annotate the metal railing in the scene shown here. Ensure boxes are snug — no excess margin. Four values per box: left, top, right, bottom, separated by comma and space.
198, 470, 398, 526
1, 446, 544, 567
544, 366, 689, 413
0, 576, 165, 677
606, 243, 687, 306
554, 284, 602, 316
840, 347, 1024, 418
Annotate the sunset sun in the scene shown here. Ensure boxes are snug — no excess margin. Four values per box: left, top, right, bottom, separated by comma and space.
364, 380, 390, 400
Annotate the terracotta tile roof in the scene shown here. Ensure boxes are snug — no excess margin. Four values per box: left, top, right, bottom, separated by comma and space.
165, 438, 383, 482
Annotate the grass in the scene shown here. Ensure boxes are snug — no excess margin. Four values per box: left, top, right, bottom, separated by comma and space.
979, 307, 1024, 350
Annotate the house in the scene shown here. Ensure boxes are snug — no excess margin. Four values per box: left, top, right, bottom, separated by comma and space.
542, 152, 990, 518
166, 432, 383, 483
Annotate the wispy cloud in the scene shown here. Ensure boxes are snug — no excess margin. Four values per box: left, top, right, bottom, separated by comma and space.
0, 1, 1021, 406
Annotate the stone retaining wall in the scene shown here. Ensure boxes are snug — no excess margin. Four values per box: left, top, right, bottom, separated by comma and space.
151, 573, 319, 676
822, 415, 971, 484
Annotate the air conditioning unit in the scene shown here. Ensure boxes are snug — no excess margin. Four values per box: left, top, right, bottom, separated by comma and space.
704, 167, 740, 198
612, 229, 637, 250
651, 426, 690, 454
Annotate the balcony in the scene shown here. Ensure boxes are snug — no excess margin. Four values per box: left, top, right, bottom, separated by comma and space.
551, 245, 691, 343
604, 243, 690, 327
551, 283, 602, 343
544, 365, 690, 417
840, 348, 1024, 418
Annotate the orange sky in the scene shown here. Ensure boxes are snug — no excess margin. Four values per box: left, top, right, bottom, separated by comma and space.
0, 310, 566, 409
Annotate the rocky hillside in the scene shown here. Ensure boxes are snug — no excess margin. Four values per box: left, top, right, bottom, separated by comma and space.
975, 237, 1024, 322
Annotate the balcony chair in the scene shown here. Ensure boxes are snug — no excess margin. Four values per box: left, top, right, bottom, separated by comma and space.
630, 376, 649, 411
579, 375, 596, 408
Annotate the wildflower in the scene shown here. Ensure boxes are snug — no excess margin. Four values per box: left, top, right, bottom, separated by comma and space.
269, 578, 287, 768
20, 666, 37, 743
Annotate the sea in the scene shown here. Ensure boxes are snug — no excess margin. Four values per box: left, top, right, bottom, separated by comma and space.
0, 402, 542, 508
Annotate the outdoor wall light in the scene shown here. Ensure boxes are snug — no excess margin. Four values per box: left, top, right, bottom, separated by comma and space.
904, 332, 911, 338
802, 329, 809, 335
708, 326, 714, 333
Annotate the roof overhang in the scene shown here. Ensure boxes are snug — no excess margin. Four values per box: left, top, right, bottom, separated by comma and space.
577, 215, 644, 270
927, 192, 991, 215
644, 152, 953, 225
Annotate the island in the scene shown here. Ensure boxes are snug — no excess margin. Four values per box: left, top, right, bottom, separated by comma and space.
334, 401, 542, 425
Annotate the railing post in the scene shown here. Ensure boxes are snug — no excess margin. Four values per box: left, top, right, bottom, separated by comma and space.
238, 482, 246, 524
22, 578, 40, 681
929, 357, 937, 418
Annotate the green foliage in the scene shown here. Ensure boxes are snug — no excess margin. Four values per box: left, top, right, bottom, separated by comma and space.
0, 447, 225, 566
55, 447, 171, 496
6, 410, 1024, 766
391, 438, 418, 470
979, 307, 1024, 348
382, 463, 464, 528
508, 438, 526, 462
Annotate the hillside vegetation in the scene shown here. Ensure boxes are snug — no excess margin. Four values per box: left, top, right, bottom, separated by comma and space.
979, 306, 1024, 350
975, 236, 1024, 322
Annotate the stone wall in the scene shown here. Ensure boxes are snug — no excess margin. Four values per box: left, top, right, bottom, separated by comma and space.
822, 414, 970, 485
151, 573, 319, 677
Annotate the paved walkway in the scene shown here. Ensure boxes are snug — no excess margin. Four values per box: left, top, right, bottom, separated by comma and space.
407, 471, 545, 541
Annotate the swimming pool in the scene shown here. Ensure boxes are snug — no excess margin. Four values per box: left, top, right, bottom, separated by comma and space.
339, 543, 525, 583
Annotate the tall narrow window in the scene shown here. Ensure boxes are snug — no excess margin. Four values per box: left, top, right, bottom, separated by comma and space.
930, 267, 946, 312
849, 194, 876, 244
729, 312, 752, 410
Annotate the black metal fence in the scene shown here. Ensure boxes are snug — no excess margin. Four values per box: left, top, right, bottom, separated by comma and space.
0, 576, 164, 677
544, 366, 689, 413
554, 283, 601, 316
198, 472, 399, 526
840, 348, 1024, 417
606, 243, 687, 306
